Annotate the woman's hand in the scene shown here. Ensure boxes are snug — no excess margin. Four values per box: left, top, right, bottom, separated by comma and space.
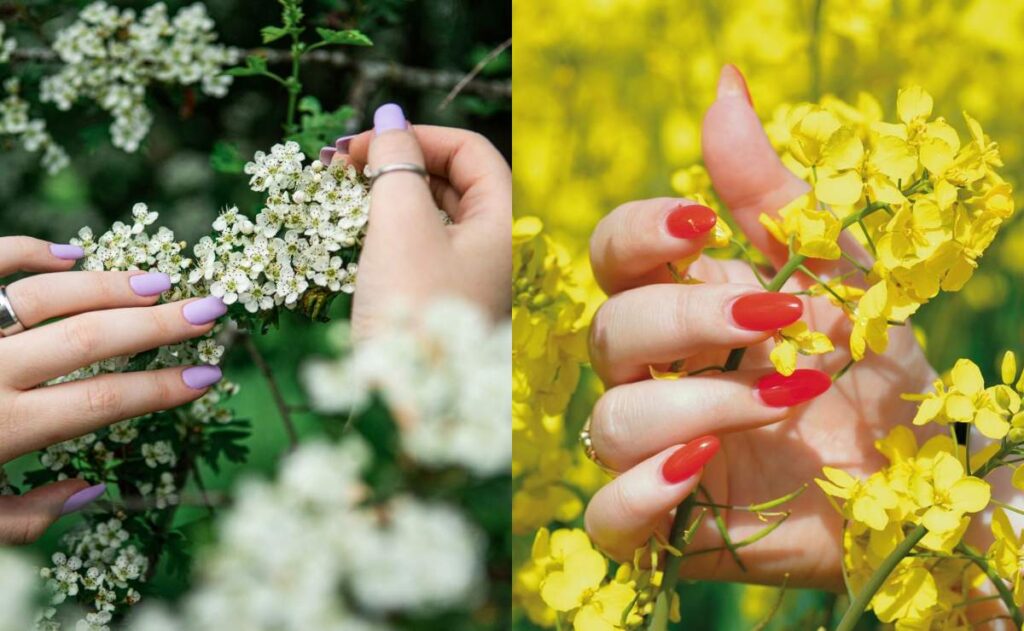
582, 66, 936, 590
0, 237, 226, 544
320, 103, 511, 338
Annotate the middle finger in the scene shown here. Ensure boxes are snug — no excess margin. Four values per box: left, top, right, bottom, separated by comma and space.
2, 296, 226, 389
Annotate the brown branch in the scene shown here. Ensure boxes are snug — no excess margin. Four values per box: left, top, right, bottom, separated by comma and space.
9, 47, 512, 100
243, 333, 300, 450
438, 37, 511, 110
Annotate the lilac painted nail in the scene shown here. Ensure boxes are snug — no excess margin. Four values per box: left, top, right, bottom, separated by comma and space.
60, 484, 106, 516
182, 365, 223, 389
50, 244, 84, 260
335, 134, 356, 152
183, 296, 227, 325
319, 146, 337, 165
129, 272, 171, 297
374, 103, 406, 135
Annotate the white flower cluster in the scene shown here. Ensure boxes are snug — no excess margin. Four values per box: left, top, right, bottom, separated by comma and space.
0, 22, 15, 64
194, 142, 369, 312
303, 299, 512, 476
38, 519, 148, 630
40, 2, 239, 152
0, 550, 38, 631
123, 440, 483, 631
0, 38, 70, 173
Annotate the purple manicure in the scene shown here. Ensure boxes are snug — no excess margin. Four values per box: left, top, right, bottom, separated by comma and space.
335, 134, 356, 152
50, 244, 85, 260
129, 272, 171, 297
182, 365, 223, 389
319, 146, 337, 165
374, 103, 406, 135
183, 296, 227, 325
60, 484, 106, 516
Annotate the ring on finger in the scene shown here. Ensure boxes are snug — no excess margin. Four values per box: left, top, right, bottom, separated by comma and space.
366, 162, 429, 188
580, 417, 616, 475
0, 286, 25, 337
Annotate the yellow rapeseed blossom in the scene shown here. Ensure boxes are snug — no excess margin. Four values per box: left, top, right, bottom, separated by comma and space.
987, 508, 1024, 606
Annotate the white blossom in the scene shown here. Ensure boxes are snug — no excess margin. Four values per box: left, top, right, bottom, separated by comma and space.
0, 550, 38, 631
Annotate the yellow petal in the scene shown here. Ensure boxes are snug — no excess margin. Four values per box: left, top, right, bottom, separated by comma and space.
948, 477, 991, 513
897, 86, 933, 124
951, 359, 985, 395
816, 169, 864, 206
974, 407, 1010, 440
770, 340, 798, 377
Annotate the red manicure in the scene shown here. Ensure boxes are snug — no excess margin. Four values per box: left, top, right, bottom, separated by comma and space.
731, 293, 804, 331
662, 435, 720, 484
666, 204, 717, 239
756, 369, 832, 407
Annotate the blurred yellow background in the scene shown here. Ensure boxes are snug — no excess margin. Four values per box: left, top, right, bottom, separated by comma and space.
512, 0, 1024, 628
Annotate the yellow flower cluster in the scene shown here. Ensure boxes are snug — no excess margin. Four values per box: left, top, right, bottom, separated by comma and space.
818, 426, 991, 627
512, 217, 589, 536
905, 354, 1024, 440
763, 87, 1013, 364
516, 528, 680, 631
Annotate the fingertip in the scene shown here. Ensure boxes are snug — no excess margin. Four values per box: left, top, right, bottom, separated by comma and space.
374, 103, 407, 135
49, 243, 85, 261
59, 483, 107, 516
181, 365, 223, 391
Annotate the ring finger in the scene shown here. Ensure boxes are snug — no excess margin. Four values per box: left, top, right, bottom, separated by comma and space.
4, 271, 172, 328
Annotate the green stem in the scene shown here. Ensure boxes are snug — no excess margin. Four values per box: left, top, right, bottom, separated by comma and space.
835, 523, 927, 631
957, 543, 1024, 628
284, 35, 304, 134
648, 495, 696, 631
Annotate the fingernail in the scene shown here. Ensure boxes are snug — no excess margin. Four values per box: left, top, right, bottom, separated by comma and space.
374, 103, 406, 135
319, 146, 337, 165
129, 272, 171, 297
717, 64, 753, 107
666, 204, 717, 239
730, 293, 804, 331
662, 436, 720, 484
182, 365, 223, 389
183, 296, 227, 325
335, 134, 356, 152
50, 244, 84, 260
756, 369, 832, 407
60, 484, 106, 516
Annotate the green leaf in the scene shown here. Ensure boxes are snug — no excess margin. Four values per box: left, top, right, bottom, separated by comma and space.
226, 55, 268, 77
260, 26, 290, 44
209, 141, 247, 174
297, 95, 323, 115
315, 28, 373, 47
286, 102, 355, 159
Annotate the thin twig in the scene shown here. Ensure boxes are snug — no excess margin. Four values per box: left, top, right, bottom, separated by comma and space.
243, 334, 300, 450
10, 47, 512, 100
438, 37, 511, 110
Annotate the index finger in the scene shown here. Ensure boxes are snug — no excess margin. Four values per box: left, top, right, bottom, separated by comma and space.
0, 237, 83, 277
348, 124, 511, 222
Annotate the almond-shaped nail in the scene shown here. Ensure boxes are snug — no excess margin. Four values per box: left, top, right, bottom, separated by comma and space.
666, 204, 717, 239
319, 146, 337, 165
60, 483, 106, 516
730, 293, 803, 331
129, 272, 171, 297
182, 365, 222, 390
50, 244, 84, 260
183, 296, 227, 325
717, 64, 753, 107
374, 103, 406, 135
662, 436, 720, 484
756, 369, 831, 407
335, 134, 356, 152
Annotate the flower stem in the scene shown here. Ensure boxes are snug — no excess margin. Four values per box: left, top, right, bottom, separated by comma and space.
647, 495, 696, 631
957, 543, 1024, 627
835, 523, 927, 631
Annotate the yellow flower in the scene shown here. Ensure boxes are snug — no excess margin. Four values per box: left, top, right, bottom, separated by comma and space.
986, 508, 1024, 606
759, 193, 842, 260
908, 358, 1018, 439
849, 280, 919, 361
814, 128, 917, 207
870, 558, 939, 624
917, 451, 990, 534
769, 321, 833, 376
816, 467, 899, 531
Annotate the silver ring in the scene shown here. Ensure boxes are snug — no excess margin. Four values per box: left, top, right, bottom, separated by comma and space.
366, 162, 429, 187
0, 286, 24, 337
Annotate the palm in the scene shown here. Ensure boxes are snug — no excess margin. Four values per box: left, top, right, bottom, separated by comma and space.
678, 256, 936, 589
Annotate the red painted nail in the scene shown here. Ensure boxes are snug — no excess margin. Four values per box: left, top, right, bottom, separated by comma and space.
756, 369, 832, 407
666, 204, 717, 239
662, 435, 720, 484
731, 293, 804, 331
717, 64, 753, 107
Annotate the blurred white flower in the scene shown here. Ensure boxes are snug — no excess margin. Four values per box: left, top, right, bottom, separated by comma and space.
303, 298, 512, 476
0, 549, 38, 631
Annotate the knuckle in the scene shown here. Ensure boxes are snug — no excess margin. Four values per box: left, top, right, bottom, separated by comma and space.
148, 371, 176, 406
147, 307, 178, 341
6, 278, 42, 324
62, 317, 100, 358
671, 288, 693, 341
84, 380, 122, 418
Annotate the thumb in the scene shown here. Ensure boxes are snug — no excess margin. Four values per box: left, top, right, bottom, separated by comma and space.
0, 481, 105, 545
702, 65, 810, 270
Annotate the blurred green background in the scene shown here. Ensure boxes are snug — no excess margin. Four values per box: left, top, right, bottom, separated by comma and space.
1, 0, 510, 621
513, 0, 1024, 628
